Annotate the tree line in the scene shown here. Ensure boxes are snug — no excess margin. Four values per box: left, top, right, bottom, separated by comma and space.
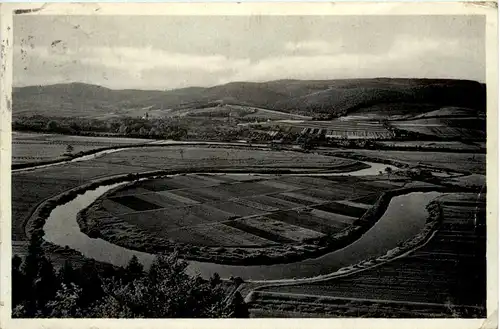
12, 233, 249, 318
12, 115, 274, 142
13, 115, 189, 140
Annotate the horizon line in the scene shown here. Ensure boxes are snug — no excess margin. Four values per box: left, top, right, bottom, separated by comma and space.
12, 76, 486, 92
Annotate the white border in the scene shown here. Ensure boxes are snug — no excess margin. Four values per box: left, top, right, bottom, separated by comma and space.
0, 2, 498, 329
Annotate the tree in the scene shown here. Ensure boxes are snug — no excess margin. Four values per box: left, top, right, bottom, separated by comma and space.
69, 122, 81, 133
118, 124, 129, 135
45, 120, 59, 131
148, 127, 159, 137
300, 136, 316, 151
58, 260, 76, 285
46, 283, 84, 318
124, 255, 144, 283
13, 247, 247, 318
75, 260, 104, 308
18, 235, 60, 316
65, 144, 74, 155
12, 255, 25, 308
35, 257, 60, 313
209, 273, 221, 287
98, 253, 231, 317
384, 166, 393, 181
18, 237, 42, 316
227, 291, 249, 318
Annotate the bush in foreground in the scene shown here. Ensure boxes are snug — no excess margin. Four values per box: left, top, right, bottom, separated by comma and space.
12, 236, 248, 318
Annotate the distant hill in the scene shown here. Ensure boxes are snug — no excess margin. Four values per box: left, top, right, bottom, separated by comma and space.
13, 78, 486, 119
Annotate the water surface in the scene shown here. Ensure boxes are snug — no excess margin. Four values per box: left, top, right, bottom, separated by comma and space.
42, 174, 441, 280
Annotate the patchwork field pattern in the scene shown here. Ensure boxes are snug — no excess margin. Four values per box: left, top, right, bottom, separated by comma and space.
263, 120, 395, 139
12, 146, 361, 243
98, 174, 403, 247
252, 193, 486, 317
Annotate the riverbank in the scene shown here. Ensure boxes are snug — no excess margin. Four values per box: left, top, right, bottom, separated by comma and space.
243, 192, 487, 317
27, 157, 463, 270
16, 148, 478, 281
246, 200, 443, 290
78, 179, 448, 266
25, 167, 365, 255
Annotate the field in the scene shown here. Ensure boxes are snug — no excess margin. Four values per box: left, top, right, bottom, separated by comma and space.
335, 149, 486, 174
87, 146, 362, 171
411, 106, 480, 119
390, 118, 485, 140
11, 146, 362, 242
85, 174, 404, 250
375, 141, 485, 152
10, 131, 488, 318
10, 73, 488, 319
173, 104, 311, 120
259, 119, 395, 139
11, 131, 487, 317
12, 132, 152, 164
248, 192, 486, 317
11, 175, 81, 240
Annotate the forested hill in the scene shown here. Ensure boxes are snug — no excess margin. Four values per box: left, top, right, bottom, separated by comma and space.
13, 78, 486, 119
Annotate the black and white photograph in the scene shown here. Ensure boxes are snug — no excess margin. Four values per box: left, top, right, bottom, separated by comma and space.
0, 2, 497, 325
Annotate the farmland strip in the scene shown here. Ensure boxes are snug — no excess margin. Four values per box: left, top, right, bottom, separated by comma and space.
197, 173, 237, 183
360, 181, 402, 190
190, 204, 237, 222
108, 195, 162, 212
281, 176, 336, 189
189, 174, 225, 185
157, 191, 200, 204
135, 192, 185, 207
225, 220, 295, 243
310, 209, 356, 225
209, 201, 265, 217
194, 222, 274, 246
271, 193, 317, 206
173, 188, 230, 202
166, 227, 220, 246
266, 210, 344, 234
222, 175, 266, 182
258, 180, 303, 191
99, 199, 136, 215
335, 200, 372, 209
119, 207, 207, 231
298, 188, 347, 202
280, 192, 327, 205
350, 193, 382, 205
112, 187, 154, 197
232, 198, 279, 212
139, 178, 187, 192
313, 202, 367, 218
242, 217, 325, 242
215, 181, 284, 198
248, 195, 303, 210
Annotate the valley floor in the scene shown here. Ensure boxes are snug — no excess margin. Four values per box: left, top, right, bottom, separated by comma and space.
10, 137, 488, 318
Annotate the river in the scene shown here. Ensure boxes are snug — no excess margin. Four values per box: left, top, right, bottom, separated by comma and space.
42, 171, 440, 281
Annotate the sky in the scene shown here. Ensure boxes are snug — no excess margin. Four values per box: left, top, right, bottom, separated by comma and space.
14, 15, 485, 90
